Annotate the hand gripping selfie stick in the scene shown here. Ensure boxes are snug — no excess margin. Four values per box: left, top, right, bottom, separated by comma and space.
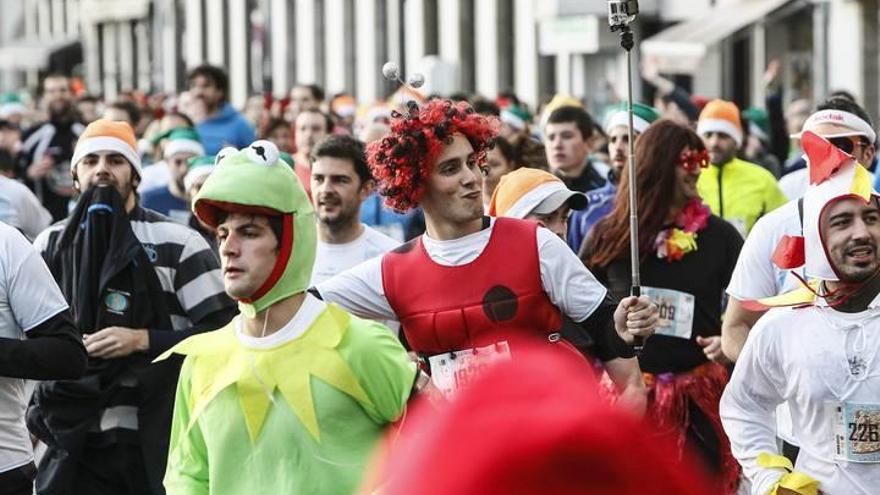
608, 0, 644, 353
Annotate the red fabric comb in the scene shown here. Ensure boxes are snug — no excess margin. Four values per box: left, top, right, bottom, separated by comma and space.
803, 130, 854, 185
772, 235, 805, 269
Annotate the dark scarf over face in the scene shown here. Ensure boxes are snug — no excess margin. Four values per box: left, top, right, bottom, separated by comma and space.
31, 187, 179, 495
54, 186, 142, 332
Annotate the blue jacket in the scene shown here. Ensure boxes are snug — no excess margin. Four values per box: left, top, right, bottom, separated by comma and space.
360, 192, 419, 242
567, 181, 617, 253
196, 103, 256, 154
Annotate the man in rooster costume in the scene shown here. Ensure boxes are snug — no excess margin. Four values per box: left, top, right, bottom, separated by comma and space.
721, 131, 880, 495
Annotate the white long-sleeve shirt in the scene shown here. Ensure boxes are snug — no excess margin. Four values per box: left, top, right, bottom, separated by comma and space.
315, 220, 606, 323
720, 301, 880, 495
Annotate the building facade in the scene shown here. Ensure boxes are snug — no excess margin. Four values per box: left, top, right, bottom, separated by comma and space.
0, 0, 877, 121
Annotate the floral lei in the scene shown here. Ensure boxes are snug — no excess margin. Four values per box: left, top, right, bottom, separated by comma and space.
653, 200, 711, 261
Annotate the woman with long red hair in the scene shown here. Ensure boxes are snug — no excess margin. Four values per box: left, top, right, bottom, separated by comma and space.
581, 119, 743, 494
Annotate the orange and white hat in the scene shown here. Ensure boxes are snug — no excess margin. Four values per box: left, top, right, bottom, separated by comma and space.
488, 168, 587, 219
71, 119, 141, 177
696, 99, 743, 147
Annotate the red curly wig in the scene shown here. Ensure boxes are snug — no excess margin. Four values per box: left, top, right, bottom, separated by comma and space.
366, 99, 499, 212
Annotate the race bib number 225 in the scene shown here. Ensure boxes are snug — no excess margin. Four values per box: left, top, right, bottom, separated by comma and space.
833, 402, 880, 463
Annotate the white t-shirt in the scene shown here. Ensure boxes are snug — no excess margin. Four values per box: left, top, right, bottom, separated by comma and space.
235, 294, 326, 348
311, 225, 399, 285
725, 199, 803, 444
721, 302, 880, 495
316, 219, 607, 324
0, 175, 52, 240
726, 199, 803, 301
780, 167, 876, 201
0, 222, 69, 473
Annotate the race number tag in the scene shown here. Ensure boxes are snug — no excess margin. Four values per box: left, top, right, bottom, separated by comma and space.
641, 286, 695, 340
428, 342, 512, 398
832, 402, 880, 462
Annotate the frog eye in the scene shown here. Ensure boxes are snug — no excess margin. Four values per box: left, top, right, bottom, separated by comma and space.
215, 147, 238, 166
245, 140, 279, 167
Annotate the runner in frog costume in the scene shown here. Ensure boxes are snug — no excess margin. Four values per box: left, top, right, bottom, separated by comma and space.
721, 131, 880, 495
159, 140, 416, 495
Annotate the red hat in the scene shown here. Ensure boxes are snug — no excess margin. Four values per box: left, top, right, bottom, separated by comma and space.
377, 345, 715, 495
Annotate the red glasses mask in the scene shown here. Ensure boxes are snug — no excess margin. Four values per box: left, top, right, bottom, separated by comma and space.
679, 149, 710, 173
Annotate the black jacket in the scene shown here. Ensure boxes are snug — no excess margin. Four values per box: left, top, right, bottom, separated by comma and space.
27, 187, 205, 495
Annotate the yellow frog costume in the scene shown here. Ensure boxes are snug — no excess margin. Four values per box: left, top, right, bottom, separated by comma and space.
159, 141, 416, 495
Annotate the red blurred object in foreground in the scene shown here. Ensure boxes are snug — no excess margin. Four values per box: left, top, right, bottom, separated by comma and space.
371, 344, 717, 495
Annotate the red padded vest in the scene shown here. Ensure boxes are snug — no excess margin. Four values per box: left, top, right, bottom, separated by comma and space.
382, 218, 563, 355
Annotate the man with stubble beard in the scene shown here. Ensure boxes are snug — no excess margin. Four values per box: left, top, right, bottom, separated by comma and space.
292, 108, 333, 198
18, 74, 85, 221
721, 132, 880, 495
187, 65, 255, 155
567, 103, 660, 252
309, 135, 398, 285
28, 120, 235, 495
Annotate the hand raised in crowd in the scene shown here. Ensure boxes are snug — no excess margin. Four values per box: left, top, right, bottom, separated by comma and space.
27, 155, 55, 180
763, 58, 782, 88
696, 335, 727, 363
640, 56, 674, 95
613, 295, 659, 344
83, 326, 150, 359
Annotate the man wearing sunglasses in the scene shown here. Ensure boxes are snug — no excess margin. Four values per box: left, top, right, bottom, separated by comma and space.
722, 97, 877, 463
778, 98, 876, 201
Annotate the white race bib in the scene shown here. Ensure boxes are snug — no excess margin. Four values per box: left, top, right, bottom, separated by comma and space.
831, 401, 880, 463
428, 342, 512, 398
641, 286, 695, 340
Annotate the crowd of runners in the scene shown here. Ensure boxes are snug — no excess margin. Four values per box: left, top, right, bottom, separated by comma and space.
0, 59, 878, 495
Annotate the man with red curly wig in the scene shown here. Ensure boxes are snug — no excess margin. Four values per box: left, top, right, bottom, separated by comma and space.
314, 100, 656, 412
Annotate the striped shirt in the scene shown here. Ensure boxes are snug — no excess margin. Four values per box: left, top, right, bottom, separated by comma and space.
32, 206, 233, 439
34, 206, 231, 333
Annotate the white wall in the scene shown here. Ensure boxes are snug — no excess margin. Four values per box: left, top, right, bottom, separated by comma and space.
295, 0, 318, 84
474, 0, 499, 97
355, 0, 380, 102
205, 0, 225, 66
513, 0, 539, 107
827, 0, 864, 103
693, 45, 723, 99
185, 0, 204, 68
228, 0, 248, 108
404, 0, 426, 78
324, 0, 348, 95
270, 0, 290, 96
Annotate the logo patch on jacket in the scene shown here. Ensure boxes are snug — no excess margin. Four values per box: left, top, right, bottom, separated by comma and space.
104, 289, 131, 315
142, 244, 158, 263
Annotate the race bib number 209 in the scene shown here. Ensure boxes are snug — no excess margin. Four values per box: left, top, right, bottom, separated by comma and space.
641, 286, 695, 340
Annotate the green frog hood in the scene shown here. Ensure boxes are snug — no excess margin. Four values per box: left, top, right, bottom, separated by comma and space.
193, 140, 316, 318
